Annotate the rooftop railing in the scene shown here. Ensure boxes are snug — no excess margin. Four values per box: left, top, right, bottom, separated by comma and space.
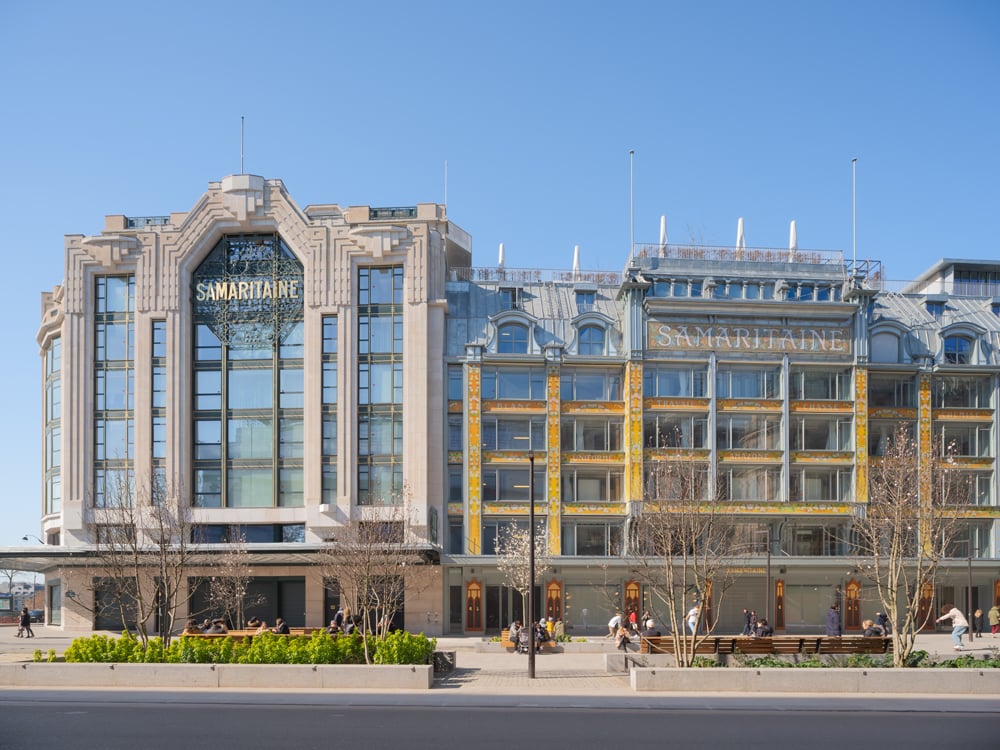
126, 215, 170, 228
632, 243, 845, 266
450, 267, 622, 285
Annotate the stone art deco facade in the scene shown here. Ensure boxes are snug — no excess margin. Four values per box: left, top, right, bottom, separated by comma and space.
28, 175, 1000, 635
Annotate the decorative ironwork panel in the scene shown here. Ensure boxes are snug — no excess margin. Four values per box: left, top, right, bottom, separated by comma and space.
192, 234, 304, 348
467, 364, 482, 555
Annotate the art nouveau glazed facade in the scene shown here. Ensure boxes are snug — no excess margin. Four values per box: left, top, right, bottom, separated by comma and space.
31, 176, 1000, 634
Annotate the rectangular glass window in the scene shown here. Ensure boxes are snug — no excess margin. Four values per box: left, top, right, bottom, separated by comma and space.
152, 367, 166, 409
278, 467, 304, 507
195, 420, 222, 460
790, 468, 851, 502
322, 316, 338, 354
643, 414, 708, 448
322, 415, 337, 455
933, 375, 991, 408
152, 320, 167, 358
322, 464, 337, 503
561, 369, 622, 401
448, 520, 464, 554
937, 423, 992, 457
96, 369, 133, 411
228, 418, 273, 459
359, 363, 403, 404
869, 375, 915, 407
194, 469, 222, 507
789, 368, 852, 401
562, 417, 623, 451
195, 324, 222, 361
720, 466, 781, 502
716, 367, 780, 399
447, 365, 464, 401
279, 418, 304, 458
279, 368, 304, 408
790, 416, 852, 451
358, 413, 403, 456
279, 321, 304, 359
322, 362, 338, 405
195, 370, 222, 410
561, 469, 623, 503
868, 420, 914, 456
717, 415, 781, 450
481, 416, 545, 451
96, 322, 133, 362
480, 467, 546, 502
228, 369, 273, 409
95, 418, 134, 460
357, 464, 403, 505
227, 468, 273, 507
481, 366, 545, 400
643, 365, 708, 398
359, 266, 404, 305
448, 415, 464, 451
448, 467, 463, 503
96, 276, 134, 313
152, 416, 166, 459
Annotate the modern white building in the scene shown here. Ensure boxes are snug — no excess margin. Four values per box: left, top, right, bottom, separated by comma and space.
10, 176, 1000, 635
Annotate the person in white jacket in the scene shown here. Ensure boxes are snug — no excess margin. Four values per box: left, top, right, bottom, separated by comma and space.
935, 604, 970, 650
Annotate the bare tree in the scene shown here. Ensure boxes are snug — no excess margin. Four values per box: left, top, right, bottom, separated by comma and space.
317, 490, 433, 664
495, 522, 552, 625
852, 425, 971, 666
87, 471, 197, 646
204, 533, 265, 630
631, 458, 737, 666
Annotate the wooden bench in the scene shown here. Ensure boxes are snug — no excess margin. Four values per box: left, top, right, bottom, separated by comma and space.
500, 628, 557, 652
816, 636, 893, 655
733, 637, 821, 655
640, 636, 735, 655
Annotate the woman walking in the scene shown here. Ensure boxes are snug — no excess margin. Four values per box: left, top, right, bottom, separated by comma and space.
18, 607, 34, 638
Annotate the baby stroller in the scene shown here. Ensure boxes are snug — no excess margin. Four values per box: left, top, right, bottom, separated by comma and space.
517, 627, 531, 654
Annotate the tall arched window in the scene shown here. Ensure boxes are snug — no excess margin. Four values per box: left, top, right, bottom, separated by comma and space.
578, 325, 605, 355
944, 335, 972, 365
497, 322, 529, 354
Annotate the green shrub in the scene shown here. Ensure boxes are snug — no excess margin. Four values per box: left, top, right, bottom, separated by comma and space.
373, 631, 436, 665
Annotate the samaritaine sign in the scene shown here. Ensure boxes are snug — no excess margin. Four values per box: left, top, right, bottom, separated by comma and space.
647, 322, 851, 354
192, 234, 304, 348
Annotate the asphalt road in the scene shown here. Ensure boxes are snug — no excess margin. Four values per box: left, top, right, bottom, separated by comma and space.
0, 692, 996, 749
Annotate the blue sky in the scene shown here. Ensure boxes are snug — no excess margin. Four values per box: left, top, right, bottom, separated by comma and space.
0, 1, 997, 552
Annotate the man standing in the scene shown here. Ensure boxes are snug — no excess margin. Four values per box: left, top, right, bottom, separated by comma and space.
825, 603, 841, 637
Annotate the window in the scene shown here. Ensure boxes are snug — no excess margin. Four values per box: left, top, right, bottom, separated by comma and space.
943, 336, 973, 364
561, 469, 623, 503
448, 467, 463, 503
577, 325, 605, 355
561, 417, 623, 451
576, 290, 596, 309
869, 375, 915, 407
497, 322, 529, 354
481, 518, 545, 555
359, 266, 403, 305
643, 414, 708, 448
783, 524, 846, 556
716, 366, 780, 399
933, 375, 991, 408
717, 415, 781, 450
790, 416, 852, 451
498, 287, 520, 310
447, 365, 463, 401
790, 468, 851, 502
481, 366, 546, 400
643, 365, 708, 398
789, 368, 852, 401
868, 421, 914, 456
560, 368, 622, 401
926, 301, 945, 319
871, 331, 903, 363
719, 466, 780, 502
481, 467, 546, 502
482, 416, 545, 451
937, 423, 991, 457
448, 414, 464, 451
561, 522, 624, 556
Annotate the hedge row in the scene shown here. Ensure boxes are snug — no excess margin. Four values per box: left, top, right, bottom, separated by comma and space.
63, 630, 436, 665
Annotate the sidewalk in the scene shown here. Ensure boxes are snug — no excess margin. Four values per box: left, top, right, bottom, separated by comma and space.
2, 625, 997, 696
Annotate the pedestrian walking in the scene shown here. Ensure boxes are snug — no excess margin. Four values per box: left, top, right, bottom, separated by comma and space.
988, 604, 1000, 638
825, 603, 841, 637
19, 607, 34, 638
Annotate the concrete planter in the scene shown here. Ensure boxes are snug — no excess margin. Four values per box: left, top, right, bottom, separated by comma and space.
0, 662, 434, 690
630, 666, 1000, 694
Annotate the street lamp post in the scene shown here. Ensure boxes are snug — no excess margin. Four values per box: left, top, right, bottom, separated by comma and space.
528, 449, 536, 679
967, 538, 975, 645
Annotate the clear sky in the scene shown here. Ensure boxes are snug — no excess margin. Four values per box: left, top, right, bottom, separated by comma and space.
0, 1, 997, 552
